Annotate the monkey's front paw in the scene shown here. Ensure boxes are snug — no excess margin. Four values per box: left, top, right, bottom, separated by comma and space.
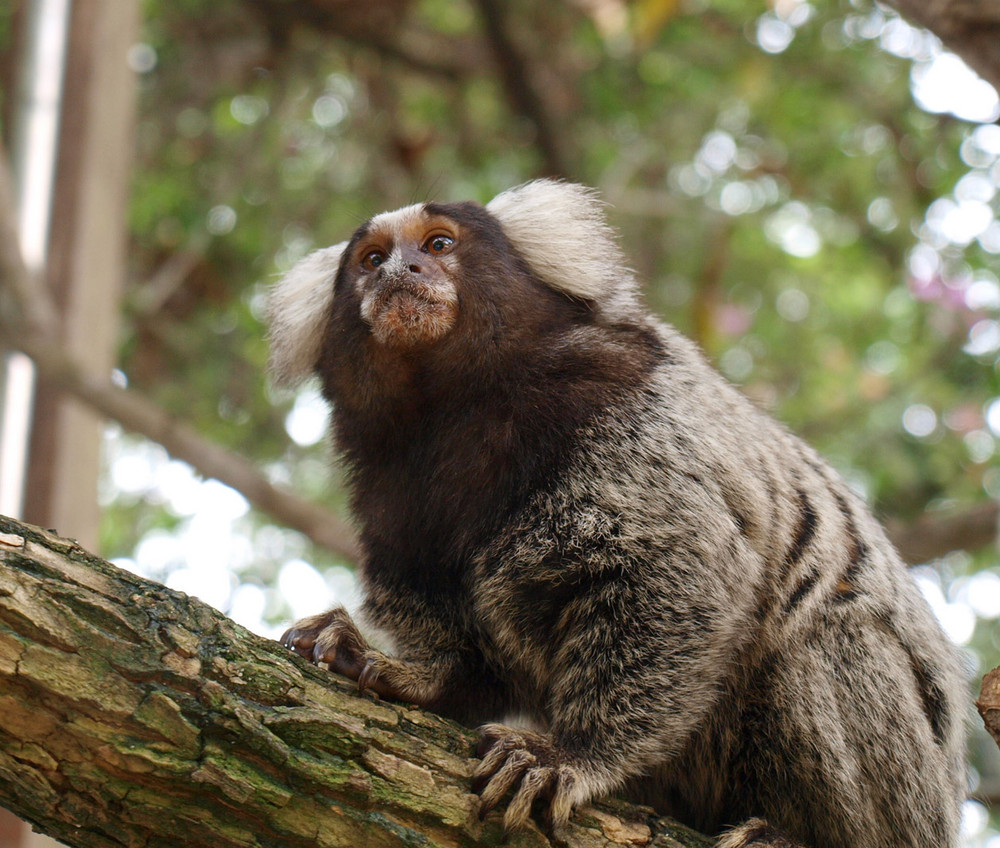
472, 724, 583, 834
280, 609, 429, 704
280, 607, 368, 680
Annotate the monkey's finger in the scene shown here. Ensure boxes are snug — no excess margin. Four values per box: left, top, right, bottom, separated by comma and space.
281, 609, 352, 653
311, 635, 340, 665
313, 622, 365, 665
476, 749, 536, 819
324, 648, 367, 682
475, 723, 515, 758
471, 737, 521, 790
280, 627, 312, 647
502, 766, 555, 834
549, 766, 579, 831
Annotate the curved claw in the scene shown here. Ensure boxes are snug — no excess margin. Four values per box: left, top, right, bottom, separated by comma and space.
357, 659, 378, 694
281, 627, 317, 659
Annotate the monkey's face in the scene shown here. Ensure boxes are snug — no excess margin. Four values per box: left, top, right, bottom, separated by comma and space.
268, 181, 640, 390
345, 207, 461, 349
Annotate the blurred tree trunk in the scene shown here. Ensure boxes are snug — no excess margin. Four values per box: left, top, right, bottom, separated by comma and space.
22, 0, 138, 550
2, 3, 138, 845
0, 514, 712, 848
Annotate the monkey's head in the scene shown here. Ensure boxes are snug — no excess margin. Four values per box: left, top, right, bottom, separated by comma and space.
267, 180, 642, 389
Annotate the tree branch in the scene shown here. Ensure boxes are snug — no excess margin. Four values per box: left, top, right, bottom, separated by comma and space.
0, 312, 361, 564
471, 0, 574, 178
129, 233, 211, 320
250, 0, 480, 80
0, 513, 711, 848
888, 0, 1000, 95
19, 335, 360, 562
977, 665, 1000, 754
885, 501, 999, 565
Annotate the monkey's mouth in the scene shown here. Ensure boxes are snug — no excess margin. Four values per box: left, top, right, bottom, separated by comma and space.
363, 281, 458, 348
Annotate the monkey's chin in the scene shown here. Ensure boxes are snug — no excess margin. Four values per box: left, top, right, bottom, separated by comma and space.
369, 290, 457, 348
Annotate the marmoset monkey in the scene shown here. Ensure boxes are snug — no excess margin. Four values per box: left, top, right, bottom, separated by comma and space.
268, 180, 965, 847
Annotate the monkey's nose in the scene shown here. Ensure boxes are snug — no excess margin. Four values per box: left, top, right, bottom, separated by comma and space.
376, 245, 427, 281
398, 244, 425, 276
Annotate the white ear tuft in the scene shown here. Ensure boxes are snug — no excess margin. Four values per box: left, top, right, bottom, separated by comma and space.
267, 243, 347, 386
485, 180, 639, 316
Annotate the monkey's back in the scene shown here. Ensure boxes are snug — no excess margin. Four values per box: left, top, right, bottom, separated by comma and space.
473, 322, 966, 848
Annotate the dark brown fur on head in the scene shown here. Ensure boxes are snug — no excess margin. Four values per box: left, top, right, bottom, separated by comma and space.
316, 197, 663, 587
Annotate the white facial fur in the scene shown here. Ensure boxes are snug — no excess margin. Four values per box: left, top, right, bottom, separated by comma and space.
486, 180, 640, 320
365, 203, 424, 240
267, 242, 346, 386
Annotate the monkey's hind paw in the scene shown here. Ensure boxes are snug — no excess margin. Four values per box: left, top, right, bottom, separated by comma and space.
472, 724, 583, 835
717, 818, 804, 848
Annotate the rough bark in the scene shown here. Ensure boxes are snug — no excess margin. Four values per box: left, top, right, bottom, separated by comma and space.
0, 513, 711, 848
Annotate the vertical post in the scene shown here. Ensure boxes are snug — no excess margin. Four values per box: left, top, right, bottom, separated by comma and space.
0, 0, 71, 520
22, 0, 139, 550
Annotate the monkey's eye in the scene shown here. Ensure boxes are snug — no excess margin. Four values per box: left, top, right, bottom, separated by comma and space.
362, 250, 387, 272
424, 235, 455, 255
